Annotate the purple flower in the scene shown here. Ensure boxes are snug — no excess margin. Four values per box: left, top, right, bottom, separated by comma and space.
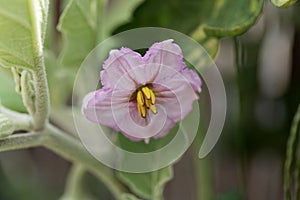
82, 39, 201, 143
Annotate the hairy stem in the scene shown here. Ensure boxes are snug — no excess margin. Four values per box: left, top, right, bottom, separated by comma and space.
28, 0, 50, 130
60, 164, 86, 200
0, 132, 44, 152
32, 57, 50, 130
0, 105, 33, 131
0, 124, 127, 200
42, 124, 127, 200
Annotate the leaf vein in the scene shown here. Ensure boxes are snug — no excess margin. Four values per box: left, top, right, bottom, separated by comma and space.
0, 8, 31, 30
0, 50, 33, 67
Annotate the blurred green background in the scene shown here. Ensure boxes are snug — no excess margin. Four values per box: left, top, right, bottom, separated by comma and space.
0, 0, 300, 199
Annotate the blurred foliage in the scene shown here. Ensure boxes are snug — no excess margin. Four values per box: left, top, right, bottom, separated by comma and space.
215, 191, 244, 200
284, 104, 300, 200
116, 127, 179, 199
118, 167, 173, 200
0, 0, 299, 200
115, 0, 264, 58
271, 0, 298, 8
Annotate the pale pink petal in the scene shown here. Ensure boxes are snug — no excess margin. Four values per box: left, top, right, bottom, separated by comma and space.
181, 68, 202, 92
113, 63, 161, 89
133, 39, 187, 86
144, 39, 185, 72
153, 72, 199, 123
122, 118, 175, 142
100, 48, 143, 90
82, 88, 129, 131
111, 102, 169, 140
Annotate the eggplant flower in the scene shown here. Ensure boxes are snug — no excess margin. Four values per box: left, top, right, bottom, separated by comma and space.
82, 39, 201, 143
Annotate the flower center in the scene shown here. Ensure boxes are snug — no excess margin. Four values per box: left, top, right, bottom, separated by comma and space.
136, 86, 157, 118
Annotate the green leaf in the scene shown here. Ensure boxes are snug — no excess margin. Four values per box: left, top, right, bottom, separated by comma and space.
115, 0, 264, 58
0, 0, 48, 69
116, 127, 178, 199
57, 0, 98, 69
116, 127, 180, 200
58, 0, 144, 69
0, 69, 26, 112
203, 0, 264, 37
271, 0, 298, 8
103, 0, 144, 36
118, 167, 173, 200
121, 194, 141, 200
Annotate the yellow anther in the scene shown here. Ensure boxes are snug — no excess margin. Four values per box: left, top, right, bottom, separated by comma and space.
149, 89, 155, 104
137, 90, 144, 106
136, 86, 157, 118
142, 87, 151, 99
138, 103, 146, 118
149, 104, 157, 114
145, 99, 151, 108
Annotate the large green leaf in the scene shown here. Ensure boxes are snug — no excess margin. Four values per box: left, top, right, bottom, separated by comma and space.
57, 0, 98, 69
0, 0, 48, 69
103, 0, 144, 36
118, 167, 173, 200
271, 0, 298, 8
203, 0, 264, 37
115, 0, 264, 58
58, 0, 144, 69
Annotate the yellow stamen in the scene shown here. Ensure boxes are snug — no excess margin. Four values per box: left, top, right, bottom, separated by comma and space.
149, 89, 155, 104
142, 87, 151, 99
137, 90, 144, 105
136, 86, 157, 118
145, 99, 151, 108
149, 104, 157, 114
138, 103, 146, 118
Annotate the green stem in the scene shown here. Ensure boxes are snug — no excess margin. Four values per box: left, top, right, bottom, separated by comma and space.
60, 164, 86, 200
42, 124, 127, 200
193, 128, 213, 200
284, 103, 300, 200
0, 105, 33, 131
196, 157, 212, 200
233, 37, 248, 194
28, 0, 50, 130
0, 124, 127, 200
0, 132, 44, 152
32, 58, 50, 130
